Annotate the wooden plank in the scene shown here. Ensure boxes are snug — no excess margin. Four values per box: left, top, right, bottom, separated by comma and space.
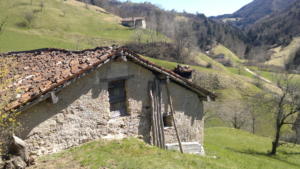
157, 79, 165, 149
155, 80, 162, 148
149, 82, 156, 146
166, 77, 183, 153
149, 79, 166, 149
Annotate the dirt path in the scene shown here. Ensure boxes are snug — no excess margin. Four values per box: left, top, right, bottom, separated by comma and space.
244, 67, 272, 83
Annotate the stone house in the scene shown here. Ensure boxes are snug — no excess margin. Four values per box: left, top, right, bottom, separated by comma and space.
1, 47, 215, 156
121, 17, 146, 29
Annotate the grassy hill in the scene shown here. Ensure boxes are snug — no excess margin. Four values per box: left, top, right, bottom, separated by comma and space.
0, 0, 165, 52
29, 128, 300, 169
266, 37, 300, 68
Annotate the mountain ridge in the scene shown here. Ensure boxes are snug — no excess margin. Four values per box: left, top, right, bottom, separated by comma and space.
213, 0, 298, 28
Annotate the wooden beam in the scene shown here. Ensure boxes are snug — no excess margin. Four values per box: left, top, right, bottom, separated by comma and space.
158, 79, 166, 149
166, 77, 183, 153
50, 92, 59, 104
149, 82, 157, 146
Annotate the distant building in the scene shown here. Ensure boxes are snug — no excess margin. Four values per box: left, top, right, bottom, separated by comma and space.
121, 17, 146, 29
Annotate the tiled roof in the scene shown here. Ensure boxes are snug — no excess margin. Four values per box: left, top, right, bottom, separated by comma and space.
0, 47, 216, 112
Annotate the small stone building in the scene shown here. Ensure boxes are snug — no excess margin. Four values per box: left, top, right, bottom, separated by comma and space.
1, 47, 215, 156
121, 17, 146, 29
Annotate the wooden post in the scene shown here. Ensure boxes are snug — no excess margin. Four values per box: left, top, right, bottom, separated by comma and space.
158, 80, 166, 149
149, 82, 157, 146
149, 79, 166, 149
166, 77, 183, 153
153, 81, 161, 148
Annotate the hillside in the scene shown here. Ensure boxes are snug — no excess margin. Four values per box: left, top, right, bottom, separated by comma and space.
0, 0, 165, 52
29, 128, 300, 169
212, 0, 300, 68
249, 1, 300, 45
84, 0, 249, 58
266, 37, 300, 70
245, 2, 300, 65
213, 0, 297, 28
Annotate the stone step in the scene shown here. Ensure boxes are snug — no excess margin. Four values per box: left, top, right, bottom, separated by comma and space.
166, 142, 205, 155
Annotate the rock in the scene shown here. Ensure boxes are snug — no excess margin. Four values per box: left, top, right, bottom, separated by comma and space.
11, 156, 27, 169
3, 161, 14, 169
0, 158, 5, 169
3, 156, 27, 169
9, 135, 29, 163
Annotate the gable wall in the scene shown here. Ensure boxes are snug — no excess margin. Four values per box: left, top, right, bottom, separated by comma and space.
18, 60, 203, 156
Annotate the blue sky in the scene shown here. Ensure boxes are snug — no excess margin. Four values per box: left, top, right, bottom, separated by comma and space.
120, 0, 253, 16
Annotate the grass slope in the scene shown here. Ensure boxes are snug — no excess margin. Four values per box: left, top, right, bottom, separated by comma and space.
30, 128, 300, 169
0, 0, 164, 52
211, 44, 244, 65
266, 37, 300, 67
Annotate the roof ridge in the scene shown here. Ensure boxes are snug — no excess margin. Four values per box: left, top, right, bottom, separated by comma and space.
1, 45, 119, 56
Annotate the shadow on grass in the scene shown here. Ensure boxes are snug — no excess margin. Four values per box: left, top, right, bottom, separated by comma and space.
280, 151, 300, 156
226, 147, 300, 167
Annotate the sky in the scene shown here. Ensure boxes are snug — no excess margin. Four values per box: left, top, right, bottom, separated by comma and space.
120, 0, 253, 16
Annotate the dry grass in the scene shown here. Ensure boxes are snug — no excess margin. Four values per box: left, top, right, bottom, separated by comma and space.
266, 37, 300, 67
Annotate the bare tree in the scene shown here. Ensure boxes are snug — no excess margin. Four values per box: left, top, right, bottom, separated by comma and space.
268, 73, 300, 155
24, 11, 35, 28
132, 29, 143, 44
243, 93, 268, 134
231, 112, 247, 129
215, 100, 251, 130
0, 17, 8, 36
173, 20, 196, 61
248, 73, 300, 155
40, 0, 45, 11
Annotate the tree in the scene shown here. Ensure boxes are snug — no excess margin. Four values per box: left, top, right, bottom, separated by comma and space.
253, 73, 300, 155
40, 0, 45, 11
244, 92, 269, 134
214, 100, 251, 130
24, 11, 35, 28
269, 73, 300, 155
0, 17, 7, 36
173, 20, 196, 61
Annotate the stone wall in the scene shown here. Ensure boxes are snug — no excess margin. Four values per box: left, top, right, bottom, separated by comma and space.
18, 60, 204, 156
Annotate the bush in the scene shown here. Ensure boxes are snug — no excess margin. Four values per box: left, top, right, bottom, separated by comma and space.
0, 57, 20, 156
17, 11, 35, 28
